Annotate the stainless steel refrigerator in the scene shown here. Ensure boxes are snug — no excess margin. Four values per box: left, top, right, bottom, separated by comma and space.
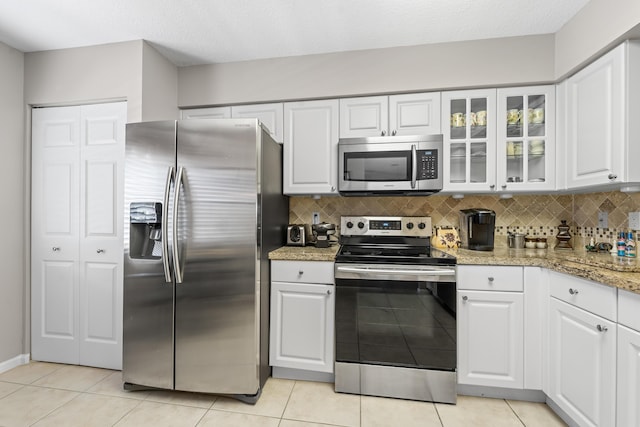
123, 119, 288, 402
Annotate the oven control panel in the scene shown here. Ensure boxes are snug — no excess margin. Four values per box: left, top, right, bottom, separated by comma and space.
341, 216, 432, 237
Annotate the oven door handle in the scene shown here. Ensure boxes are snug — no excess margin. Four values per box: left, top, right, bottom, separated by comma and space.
336, 266, 456, 276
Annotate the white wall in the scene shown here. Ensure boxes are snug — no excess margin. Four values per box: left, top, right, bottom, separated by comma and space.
555, 0, 640, 79
178, 35, 555, 107
0, 41, 25, 364
24, 41, 144, 122
142, 43, 179, 121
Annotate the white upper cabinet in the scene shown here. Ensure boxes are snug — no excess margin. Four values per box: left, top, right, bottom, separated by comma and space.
442, 89, 497, 193
564, 40, 640, 191
181, 106, 231, 119
181, 104, 284, 143
339, 92, 441, 138
231, 103, 284, 143
496, 85, 556, 193
283, 99, 339, 195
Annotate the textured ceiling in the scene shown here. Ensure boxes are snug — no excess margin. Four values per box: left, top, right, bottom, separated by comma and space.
0, 0, 589, 66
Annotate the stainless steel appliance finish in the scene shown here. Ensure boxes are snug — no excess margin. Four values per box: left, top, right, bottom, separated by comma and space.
338, 135, 443, 196
334, 216, 457, 404
286, 224, 309, 246
123, 119, 288, 401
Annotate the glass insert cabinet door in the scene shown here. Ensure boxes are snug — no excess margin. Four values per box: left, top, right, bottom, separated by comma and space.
442, 89, 497, 192
497, 86, 556, 192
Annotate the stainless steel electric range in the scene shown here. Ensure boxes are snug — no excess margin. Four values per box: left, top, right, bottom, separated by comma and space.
334, 216, 457, 404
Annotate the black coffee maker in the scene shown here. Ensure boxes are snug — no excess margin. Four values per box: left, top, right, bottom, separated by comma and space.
459, 209, 496, 251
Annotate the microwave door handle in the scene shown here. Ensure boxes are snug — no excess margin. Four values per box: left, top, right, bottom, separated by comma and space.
411, 144, 417, 189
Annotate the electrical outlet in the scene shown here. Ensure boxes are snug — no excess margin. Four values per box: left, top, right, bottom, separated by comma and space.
598, 211, 608, 229
312, 212, 320, 224
629, 212, 640, 230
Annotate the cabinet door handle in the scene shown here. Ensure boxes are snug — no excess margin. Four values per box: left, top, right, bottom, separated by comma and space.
569, 288, 579, 295
596, 324, 608, 332
502, 184, 507, 190
96, 249, 105, 254
298, 270, 304, 275
381, 130, 386, 136
608, 173, 617, 180
52, 247, 60, 252
488, 277, 494, 283
462, 295, 468, 302
331, 186, 336, 192
392, 130, 397, 136
489, 184, 495, 189
327, 290, 332, 295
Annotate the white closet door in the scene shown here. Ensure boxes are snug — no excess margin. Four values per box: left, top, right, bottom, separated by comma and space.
31, 106, 82, 364
78, 102, 126, 369
32, 102, 126, 370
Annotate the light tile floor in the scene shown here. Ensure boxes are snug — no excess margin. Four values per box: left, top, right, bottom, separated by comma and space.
0, 362, 567, 427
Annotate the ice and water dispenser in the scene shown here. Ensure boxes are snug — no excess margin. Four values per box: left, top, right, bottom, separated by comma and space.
130, 202, 163, 259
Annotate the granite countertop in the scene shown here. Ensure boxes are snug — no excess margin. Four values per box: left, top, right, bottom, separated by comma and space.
269, 244, 339, 261
268, 244, 640, 294
450, 247, 640, 294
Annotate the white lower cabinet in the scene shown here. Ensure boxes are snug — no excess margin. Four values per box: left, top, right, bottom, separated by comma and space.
457, 266, 524, 388
617, 325, 640, 427
548, 297, 616, 427
617, 290, 640, 427
270, 261, 335, 374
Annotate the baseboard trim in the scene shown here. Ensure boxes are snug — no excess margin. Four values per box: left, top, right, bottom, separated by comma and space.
457, 384, 546, 402
0, 354, 30, 374
272, 366, 334, 383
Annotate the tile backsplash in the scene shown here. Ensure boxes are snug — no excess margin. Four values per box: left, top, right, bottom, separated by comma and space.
289, 191, 640, 246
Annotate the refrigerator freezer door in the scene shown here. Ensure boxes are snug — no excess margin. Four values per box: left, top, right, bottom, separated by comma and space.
174, 119, 260, 394
123, 121, 176, 390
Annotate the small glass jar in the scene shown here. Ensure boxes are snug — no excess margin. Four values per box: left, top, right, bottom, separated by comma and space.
536, 237, 547, 249
525, 236, 537, 249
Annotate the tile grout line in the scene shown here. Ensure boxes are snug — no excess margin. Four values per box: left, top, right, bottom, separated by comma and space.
433, 402, 445, 427
504, 399, 527, 426
277, 379, 298, 426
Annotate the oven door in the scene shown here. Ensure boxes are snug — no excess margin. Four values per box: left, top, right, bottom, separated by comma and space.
334, 262, 457, 403
338, 135, 443, 195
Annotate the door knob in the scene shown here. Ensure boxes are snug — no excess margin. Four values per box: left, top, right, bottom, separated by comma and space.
327, 290, 332, 295
462, 295, 468, 302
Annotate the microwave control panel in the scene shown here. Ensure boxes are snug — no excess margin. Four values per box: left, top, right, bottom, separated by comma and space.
418, 149, 438, 179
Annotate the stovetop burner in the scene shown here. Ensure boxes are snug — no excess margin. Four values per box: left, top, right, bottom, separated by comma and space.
336, 215, 456, 266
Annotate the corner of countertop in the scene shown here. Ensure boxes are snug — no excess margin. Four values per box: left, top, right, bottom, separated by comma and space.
269, 245, 339, 262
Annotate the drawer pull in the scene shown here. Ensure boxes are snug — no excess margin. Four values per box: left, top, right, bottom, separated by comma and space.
327, 290, 332, 295
569, 288, 579, 295
488, 277, 494, 283
298, 270, 304, 275
462, 295, 468, 302
596, 324, 608, 332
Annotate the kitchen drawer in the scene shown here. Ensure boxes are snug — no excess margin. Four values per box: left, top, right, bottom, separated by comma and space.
457, 265, 523, 292
619, 289, 640, 332
271, 260, 334, 284
549, 271, 617, 321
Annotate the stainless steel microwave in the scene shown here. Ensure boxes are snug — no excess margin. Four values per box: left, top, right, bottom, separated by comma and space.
338, 134, 443, 196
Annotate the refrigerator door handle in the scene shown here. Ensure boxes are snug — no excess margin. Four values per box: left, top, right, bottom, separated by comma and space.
162, 166, 174, 283
173, 166, 185, 284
